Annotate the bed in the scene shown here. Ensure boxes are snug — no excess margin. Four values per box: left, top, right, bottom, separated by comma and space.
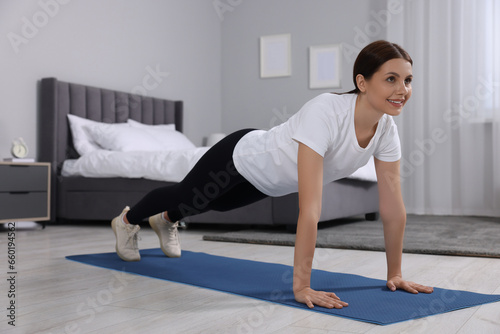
37, 77, 379, 227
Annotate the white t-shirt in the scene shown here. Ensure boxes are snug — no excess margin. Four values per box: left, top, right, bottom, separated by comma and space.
232, 93, 401, 196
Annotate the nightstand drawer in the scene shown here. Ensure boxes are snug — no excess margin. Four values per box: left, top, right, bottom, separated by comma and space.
0, 192, 49, 221
0, 165, 49, 192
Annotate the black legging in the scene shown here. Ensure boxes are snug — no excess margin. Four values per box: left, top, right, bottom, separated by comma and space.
126, 129, 268, 224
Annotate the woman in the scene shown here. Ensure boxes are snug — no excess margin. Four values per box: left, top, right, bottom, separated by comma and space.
112, 40, 434, 309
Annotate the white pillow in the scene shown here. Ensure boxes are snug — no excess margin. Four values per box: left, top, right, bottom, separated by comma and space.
127, 119, 176, 131
128, 119, 196, 151
67, 114, 103, 155
84, 123, 164, 152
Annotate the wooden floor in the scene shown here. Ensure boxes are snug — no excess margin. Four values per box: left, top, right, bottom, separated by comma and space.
2, 221, 500, 334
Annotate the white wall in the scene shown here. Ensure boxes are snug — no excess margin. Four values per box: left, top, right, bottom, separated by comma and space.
220, 0, 388, 132
0, 0, 222, 158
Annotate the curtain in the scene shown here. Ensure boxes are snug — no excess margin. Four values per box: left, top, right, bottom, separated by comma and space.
387, 0, 500, 216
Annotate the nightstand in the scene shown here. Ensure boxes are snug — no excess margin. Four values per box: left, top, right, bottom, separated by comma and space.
0, 162, 51, 223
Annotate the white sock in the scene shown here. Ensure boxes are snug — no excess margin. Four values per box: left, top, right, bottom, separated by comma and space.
160, 213, 168, 223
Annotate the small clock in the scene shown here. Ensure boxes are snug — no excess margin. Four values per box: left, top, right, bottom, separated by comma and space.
11, 137, 29, 158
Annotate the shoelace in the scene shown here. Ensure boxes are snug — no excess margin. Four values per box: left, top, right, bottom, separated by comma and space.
167, 223, 179, 243
126, 225, 141, 250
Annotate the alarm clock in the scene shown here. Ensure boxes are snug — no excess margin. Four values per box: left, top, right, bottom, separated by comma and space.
11, 137, 29, 158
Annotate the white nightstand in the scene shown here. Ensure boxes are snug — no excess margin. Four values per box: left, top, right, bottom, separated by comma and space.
0, 162, 51, 223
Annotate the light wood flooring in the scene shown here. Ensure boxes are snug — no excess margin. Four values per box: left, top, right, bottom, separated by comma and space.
1, 221, 499, 334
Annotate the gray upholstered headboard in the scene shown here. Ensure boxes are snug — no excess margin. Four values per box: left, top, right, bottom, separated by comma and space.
37, 77, 183, 172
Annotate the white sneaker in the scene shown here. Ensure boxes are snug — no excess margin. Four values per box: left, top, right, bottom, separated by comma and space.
149, 213, 181, 258
111, 207, 141, 262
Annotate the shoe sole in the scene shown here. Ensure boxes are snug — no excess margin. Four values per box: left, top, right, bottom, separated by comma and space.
111, 217, 140, 262
149, 215, 181, 258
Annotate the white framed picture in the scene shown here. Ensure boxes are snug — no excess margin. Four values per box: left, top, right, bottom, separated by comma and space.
260, 34, 291, 78
309, 44, 341, 89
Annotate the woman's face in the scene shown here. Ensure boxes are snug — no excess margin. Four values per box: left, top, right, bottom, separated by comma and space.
358, 58, 413, 116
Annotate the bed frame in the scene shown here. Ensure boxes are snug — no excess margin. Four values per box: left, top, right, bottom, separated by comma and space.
37, 77, 379, 226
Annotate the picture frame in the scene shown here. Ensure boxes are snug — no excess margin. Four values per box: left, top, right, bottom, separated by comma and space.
309, 44, 342, 89
260, 34, 291, 78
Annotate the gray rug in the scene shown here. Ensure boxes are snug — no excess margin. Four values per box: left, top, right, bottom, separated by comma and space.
203, 215, 500, 258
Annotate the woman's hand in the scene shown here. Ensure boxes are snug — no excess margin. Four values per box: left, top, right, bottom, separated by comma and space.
387, 276, 434, 294
294, 287, 349, 309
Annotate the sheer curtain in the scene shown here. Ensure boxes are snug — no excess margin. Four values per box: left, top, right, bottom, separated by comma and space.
387, 0, 500, 216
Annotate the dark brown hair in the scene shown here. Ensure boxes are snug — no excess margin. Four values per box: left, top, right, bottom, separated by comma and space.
343, 40, 413, 94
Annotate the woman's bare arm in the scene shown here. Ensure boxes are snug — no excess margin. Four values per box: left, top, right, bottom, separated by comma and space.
374, 158, 433, 294
293, 143, 348, 308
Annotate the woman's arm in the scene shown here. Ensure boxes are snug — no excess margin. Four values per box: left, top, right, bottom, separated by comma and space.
374, 158, 433, 294
293, 143, 348, 309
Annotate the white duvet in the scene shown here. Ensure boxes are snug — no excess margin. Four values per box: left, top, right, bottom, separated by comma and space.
62, 148, 377, 183
62, 148, 211, 182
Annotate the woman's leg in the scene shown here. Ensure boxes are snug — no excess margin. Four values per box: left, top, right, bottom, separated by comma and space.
204, 181, 268, 212
113, 128, 268, 261
126, 129, 261, 224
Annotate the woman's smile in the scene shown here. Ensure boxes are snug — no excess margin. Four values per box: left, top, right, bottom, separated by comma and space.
386, 98, 405, 108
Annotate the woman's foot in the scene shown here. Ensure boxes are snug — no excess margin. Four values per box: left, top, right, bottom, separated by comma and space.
149, 213, 181, 258
111, 207, 141, 261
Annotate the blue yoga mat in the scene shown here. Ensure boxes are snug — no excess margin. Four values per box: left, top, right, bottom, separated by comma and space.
66, 249, 500, 325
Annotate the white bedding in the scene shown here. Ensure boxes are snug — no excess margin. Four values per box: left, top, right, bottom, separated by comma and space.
62, 148, 211, 182
62, 148, 377, 183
